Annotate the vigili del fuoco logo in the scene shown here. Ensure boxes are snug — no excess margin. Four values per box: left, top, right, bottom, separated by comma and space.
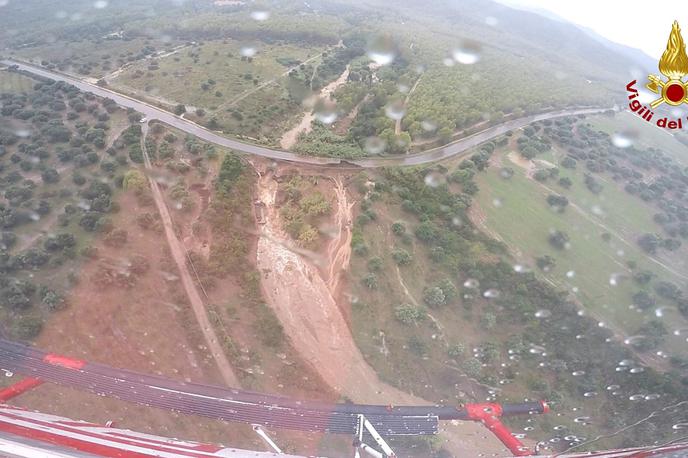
626, 20, 688, 129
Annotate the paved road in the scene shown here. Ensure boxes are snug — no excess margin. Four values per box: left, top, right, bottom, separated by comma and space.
2, 60, 609, 168
0, 338, 546, 436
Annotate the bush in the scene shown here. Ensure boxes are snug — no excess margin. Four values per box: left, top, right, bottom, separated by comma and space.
362, 273, 378, 289
423, 286, 446, 307
548, 230, 570, 250
391, 248, 412, 266
391, 221, 406, 235
367, 256, 383, 271
394, 304, 425, 325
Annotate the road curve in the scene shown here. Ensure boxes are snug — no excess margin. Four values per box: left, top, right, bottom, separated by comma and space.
2, 59, 609, 168
0, 338, 546, 436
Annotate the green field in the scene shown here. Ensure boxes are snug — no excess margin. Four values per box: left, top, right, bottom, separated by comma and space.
475, 148, 688, 352
0, 71, 34, 92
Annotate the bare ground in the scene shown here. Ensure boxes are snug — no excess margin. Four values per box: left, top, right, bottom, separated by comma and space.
254, 166, 505, 456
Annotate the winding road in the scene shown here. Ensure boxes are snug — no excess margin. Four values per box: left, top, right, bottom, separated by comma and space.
2, 59, 609, 168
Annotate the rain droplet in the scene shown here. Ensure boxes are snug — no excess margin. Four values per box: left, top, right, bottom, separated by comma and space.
606, 384, 620, 390
618, 359, 634, 366
366, 35, 396, 65
583, 391, 597, 398
421, 120, 437, 132
240, 47, 257, 57
424, 172, 446, 188
492, 198, 502, 208
452, 41, 482, 65
566, 270, 575, 278
384, 100, 406, 121
250, 10, 270, 21
673, 423, 688, 430
535, 309, 552, 319
15, 129, 31, 138
442, 57, 456, 67
644, 394, 660, 400
611, 130, 637, 148
571, 370, 585, 376
629, 394, 644, 401
483, 289, 500, 299
463, 279, 479, 289
314, 101, 338, 125
624, 335, 646, 346
629, 367, 644, 374
363, 136, 386, 155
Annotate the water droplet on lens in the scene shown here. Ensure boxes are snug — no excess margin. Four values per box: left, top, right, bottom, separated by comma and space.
240, 47, 257, 57
452, 41, 482, 65
421, 119, 437, 132
566, 270, 575, 278
366, 35, 396, 65
611, 130, 637, 148
384, 100, 406, 121
250, 10, 270, 21
424, 172, 446, 188
363, 136, 386, 155
463, 279, 479, 289
483, 289, 500, 299
535, 309, 551, 319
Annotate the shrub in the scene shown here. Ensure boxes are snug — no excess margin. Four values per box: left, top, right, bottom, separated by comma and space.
394, 304, 425, 325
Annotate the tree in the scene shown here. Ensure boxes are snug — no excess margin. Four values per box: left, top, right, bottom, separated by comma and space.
367, 257, 383, 271
521, 146, 538, 160
638, 233, 661, 254
561, 157, 577, 169
546, 194, 569, 211
462, 358, 482, 377
558, 177, 573, 189
423, 286, 446, 307
533, 255, 556, 274
174, 104, 186, 115
632, 291, 656, 310
548, 230, 570, 250
415, 221, 438, 242
391, 221, 406, 235
392, 248, 412, 266
633, 270, 654, 285
655, 281, 681, 300
41, 168, 60, 184
362, 273, 378, 289
533, 169, 550, 182
300, 193, 331, 216
437, 279, 458, 302
394, 304, 425, 325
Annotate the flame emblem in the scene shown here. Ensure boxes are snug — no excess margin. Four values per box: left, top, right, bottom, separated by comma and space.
646, 21, 688, 107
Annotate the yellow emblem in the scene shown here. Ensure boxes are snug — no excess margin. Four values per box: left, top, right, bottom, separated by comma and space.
647, 21, 688, 108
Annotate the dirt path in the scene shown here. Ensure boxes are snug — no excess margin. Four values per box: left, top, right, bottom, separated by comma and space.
254, 169, 501, 456
324, 177, 354, 295
394, 74, 422, 135
279, 66, 350, 150
214, 46, 337, 115
140, 124, 240, 388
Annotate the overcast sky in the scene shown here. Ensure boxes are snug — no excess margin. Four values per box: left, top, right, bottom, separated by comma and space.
497, 0, 684, 59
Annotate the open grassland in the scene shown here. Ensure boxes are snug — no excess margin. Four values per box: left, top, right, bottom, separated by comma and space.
474, 148, 688, 353
10, 37, 184, 79
0, 72, 34, 92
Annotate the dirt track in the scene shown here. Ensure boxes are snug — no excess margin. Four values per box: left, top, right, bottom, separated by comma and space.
140, 125, 240, 388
